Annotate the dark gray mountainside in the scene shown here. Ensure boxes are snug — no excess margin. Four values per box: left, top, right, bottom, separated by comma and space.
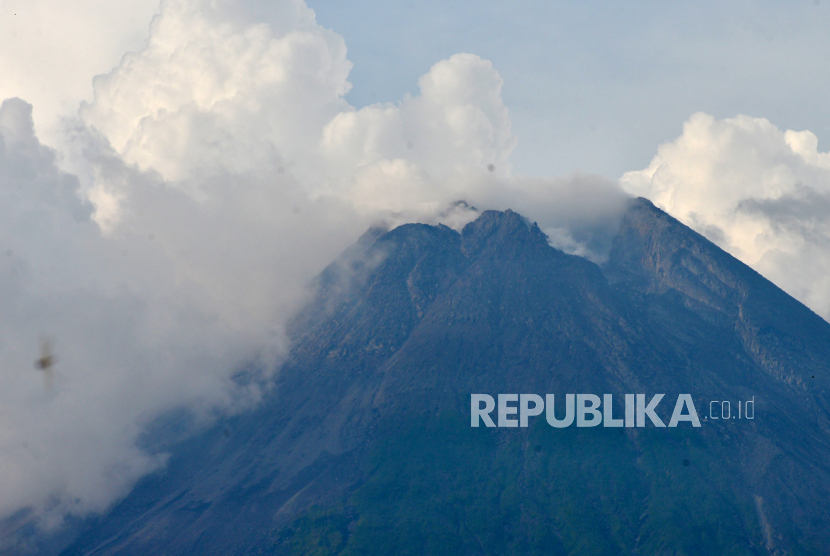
19, 199, 830, 555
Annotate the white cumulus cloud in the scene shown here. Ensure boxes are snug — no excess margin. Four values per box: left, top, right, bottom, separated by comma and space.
0, 0, 160, 147
0, 0, 629, 535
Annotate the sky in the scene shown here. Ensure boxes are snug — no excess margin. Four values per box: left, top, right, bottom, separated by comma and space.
2, 0, 830, 534
310, 0, 830, 178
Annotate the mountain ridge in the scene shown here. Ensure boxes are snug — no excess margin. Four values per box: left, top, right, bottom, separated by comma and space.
7, 197, 829, 556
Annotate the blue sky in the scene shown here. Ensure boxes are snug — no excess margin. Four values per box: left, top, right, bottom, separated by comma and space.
309, 0, 830, 177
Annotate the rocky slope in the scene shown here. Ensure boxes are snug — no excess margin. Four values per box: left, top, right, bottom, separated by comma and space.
43, 199, 830, 555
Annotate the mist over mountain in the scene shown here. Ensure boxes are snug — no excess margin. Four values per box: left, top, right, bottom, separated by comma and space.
6, 0, 830, 535
9, 199, 825, 556
5, 3, 830, 555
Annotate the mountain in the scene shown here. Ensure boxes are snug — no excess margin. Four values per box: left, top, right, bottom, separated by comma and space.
37, 199, 830, 555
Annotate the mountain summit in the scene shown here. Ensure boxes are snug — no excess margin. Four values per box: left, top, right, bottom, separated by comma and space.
38, 199, 830, 555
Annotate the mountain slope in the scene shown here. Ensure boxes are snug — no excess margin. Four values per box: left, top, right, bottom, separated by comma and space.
57, 199, 830, 556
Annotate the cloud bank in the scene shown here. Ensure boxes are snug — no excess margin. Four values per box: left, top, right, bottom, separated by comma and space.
0, 0, 627, 532
622, 112, 830, 319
